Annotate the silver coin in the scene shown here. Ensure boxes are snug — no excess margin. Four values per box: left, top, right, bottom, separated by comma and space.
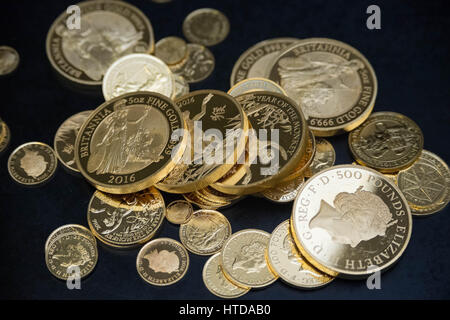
183, 8, 230, 47
0, 46, 19, 75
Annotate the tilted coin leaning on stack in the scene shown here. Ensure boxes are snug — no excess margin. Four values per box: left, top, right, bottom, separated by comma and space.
0, 0, 445, 298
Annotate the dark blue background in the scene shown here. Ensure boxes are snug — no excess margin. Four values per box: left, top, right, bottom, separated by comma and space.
0, 0, 449, 300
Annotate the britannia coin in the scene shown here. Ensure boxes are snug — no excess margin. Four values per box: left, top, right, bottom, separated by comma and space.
46, 0, 154, 87
45, 224, 98, 280
8, 142, 57, 186
0, 118, 11, 153
166, 200, 194, 224
173, 74, 190, 99
397, 150, 449, 216
155, 36, 188, 65
74, 91, 186, 194
136, 238, 189, 286
157, 90, 248, 193
87, 187, 165, 247
179, 210, 232, 255
0, 46, 19, 75
214, 92, 308, 194
305, 138, 335, 177
267, 38, 377, 136
291, 165, 412, 278
182, 8, 230, 47
221, 229, 277, 288
227, 78, 286, 97
102, 54, 175, 101
230, 38, 298, 86
170, 44, 215, 83
54, 110, 92, 172
267, 220, 334, 288
261, 176, 305, 203
349, 112, 424, 173
203, 253, 250, 299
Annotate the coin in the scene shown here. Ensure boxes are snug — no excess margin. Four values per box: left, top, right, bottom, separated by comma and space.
397, 150, 449, 216
228, 78, 286, 97
45, 224, 98, 280
75, 91, 186, 194
267, 38, 378, 136
157, 90, 248, 193
166, 200, 194, 224
267, 220, 334, 288
349, 111, 424, 173
54, 110, 92, 172
221, 229, 277, 288
203, 253, 250, 299
305, 138, 335, 177
196, 186, 242, 204
182, 8, 230, 47
87, 187, 165, 247
173, 74, 190, 99
102, 54, 175, 101
8, 142, 58, 186
136, 238, 189, 286
261, 176, 305, 203
155, 36, 188, 65
170, 44, 215, 83
230, 38, 298, 86
179, 209, 232, 255
0, 46, 19, 75
215, 92, 308, 194
0, 118, 11, 153
183, 192, 224, 210
291, 165, 412, 278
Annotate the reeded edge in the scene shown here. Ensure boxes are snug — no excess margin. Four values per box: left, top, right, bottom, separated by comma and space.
86, 188, 166, 247
165, 199, 194, 224
229, 37, 299, 87
202, 253, 250, 299
221, 228, 278, 288
291, 164, 413, 278
74, 91, 187, 194
227, 77, 287, 97
0, 46, 20, 76
268, 37, 378, 135
179, 209, 232, 256
8, 141, 58, 186
156, 89, 249, 193
45, 0, 155, 86
136, 237, 190, 286
348, 111, 424, 173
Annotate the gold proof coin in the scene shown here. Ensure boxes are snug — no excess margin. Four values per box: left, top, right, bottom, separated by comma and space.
166, 200, 194, 224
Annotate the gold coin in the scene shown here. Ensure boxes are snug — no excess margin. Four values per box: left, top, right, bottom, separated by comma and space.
87, 187, 165, 247
196, 186, 242, 204
203, 253, 250, 299
154, 36, 188, 65
397, 150, 449, 216
136, 238, 189, 286
349, 111, 424, 173
183, 192, 225, 210
166, 200, 194, 224
179, 209, 232, 255
227, 78, 286, 97
8, 142, 58, 186
45, 224, 98, 280
221, 229, 277, 288
0, 46, 20, 76
267, 38, 378, 136
0, 118, 11, 153
266, 220, 334, 289
75, 91, 187, 194
304, 138, 335, 177
173, 74, 190, 99
170, 44, 215, 83
261, 176, 305, 203
291, 165, 412, 278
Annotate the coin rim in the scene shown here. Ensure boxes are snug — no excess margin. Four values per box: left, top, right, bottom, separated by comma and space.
227, 77, 287, 97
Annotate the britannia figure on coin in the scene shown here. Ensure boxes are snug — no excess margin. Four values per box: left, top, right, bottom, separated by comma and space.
232, 242, 267, 273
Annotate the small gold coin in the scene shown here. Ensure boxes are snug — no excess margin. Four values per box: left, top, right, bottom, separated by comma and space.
170, 44, 215, 83
179, 209, 232, 256
8, 142, 58, 186
305, 138, 335, 177
136, 238, 189, 286
267, 220, 334, 289
261, 176, 305, 203
45, 224, 98, 280
203, 253, 250, 299
155, 36, 188, 65
166, 200, 194, 224
87, 187, 165, 247
183, 192, 224, 210
349, 111, 424, 173
397, 150, 449, 216
0, 118, 11, 153
221, 229, 277, 288
0, 46, 19, 75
